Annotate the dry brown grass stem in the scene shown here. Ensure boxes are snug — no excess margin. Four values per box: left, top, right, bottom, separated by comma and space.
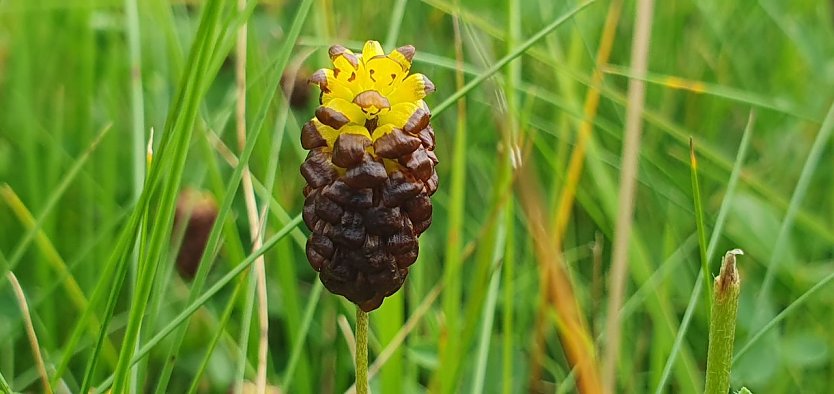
602, 0, 655, 391
6, 271, 53, 394
235, 3, 269, 392
531, 0, 623, 389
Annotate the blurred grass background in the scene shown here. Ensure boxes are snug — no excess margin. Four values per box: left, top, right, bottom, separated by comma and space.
1, 0, 834, 392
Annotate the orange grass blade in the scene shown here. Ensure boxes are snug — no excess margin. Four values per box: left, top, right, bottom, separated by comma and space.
519, 167, 602, 394
531, 0, 624, 389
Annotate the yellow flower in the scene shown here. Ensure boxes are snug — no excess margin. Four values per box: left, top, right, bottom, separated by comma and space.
308, 40, 435, 146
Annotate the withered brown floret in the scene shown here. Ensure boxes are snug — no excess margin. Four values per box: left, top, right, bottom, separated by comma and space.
381, 171, 423, 208
403, 108, 430, 134
399, 149, 434, 181
374, 128, 421, 159
332, 134, 371, 168
315, 106, 351, 129
300, 149, 338, 188
300, 121, 327, 149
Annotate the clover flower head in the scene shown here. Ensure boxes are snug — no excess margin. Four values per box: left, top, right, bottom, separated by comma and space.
300, 40, 438, 312
307, 40, 435, 149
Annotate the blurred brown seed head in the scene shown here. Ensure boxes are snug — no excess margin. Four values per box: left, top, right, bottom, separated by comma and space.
281, 68, 312, 110
173, 188, 218, 280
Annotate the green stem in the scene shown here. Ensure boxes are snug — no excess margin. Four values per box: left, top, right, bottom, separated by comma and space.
356, 307, 369, 394
704, 249, 743, 394
0, 369, 11, 394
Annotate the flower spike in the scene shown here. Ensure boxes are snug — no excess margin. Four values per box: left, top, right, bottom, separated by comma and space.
300, 40, 438, 311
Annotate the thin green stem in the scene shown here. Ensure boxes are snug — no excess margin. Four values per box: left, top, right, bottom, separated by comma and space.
279, 281, 324, 390
704, 250, 743, 394
501, 200, 515, 394
1, 124, 110, 278
186, 275, 247, 394
431, 0, 595, 116
91, 215, 302, 393
355, 307, 370, 394
383, 0, 408, 48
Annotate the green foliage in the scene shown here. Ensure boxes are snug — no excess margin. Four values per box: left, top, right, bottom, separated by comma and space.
1, 0, 834, 392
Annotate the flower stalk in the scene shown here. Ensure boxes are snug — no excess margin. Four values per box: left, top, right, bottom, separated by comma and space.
355, 307, 370, 394
704, 249, 744, 394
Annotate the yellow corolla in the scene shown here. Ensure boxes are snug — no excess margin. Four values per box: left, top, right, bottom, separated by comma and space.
308, 40, 435, 145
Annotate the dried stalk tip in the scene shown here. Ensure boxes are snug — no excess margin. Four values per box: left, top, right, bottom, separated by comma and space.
173, 188, 219, 280
715, 248, 743, 294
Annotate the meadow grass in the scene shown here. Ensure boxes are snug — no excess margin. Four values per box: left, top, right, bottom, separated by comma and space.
2, 0, 834, 393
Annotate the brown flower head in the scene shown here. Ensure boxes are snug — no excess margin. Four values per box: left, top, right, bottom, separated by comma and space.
300, 41, 437, 311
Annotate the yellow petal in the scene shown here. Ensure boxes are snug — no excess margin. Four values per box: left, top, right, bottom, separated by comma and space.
370, 123, 396, 141
311, 119, 341, 148
364, 56, 406, 93
388, 45, 415, 71
310, 69, 356, 103
387, 73, 435, 104
328, 45, 361, 86
339, 124, 373, 140
377, 102, 420, 129
323, 97, 367, 125
361, 41, 385, 63
329, 45, 358, 70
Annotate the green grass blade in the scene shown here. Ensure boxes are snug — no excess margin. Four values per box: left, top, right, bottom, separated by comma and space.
1, 124, 110, 276
436, 11, 467, 392
0, 370, 11, 394
279, 281, 324, 390
756, 102, 834, 317
690, 138, 713, 312
733, 269, 834, 363
151, 1, 314, 390
431, 0, 596, 116
186, 276, 247, 394
374, 292, 404, 394
654, 112, 755, 393
383, 0, 409, 48
112, 0, 228, 391
471, 224, 506, 394
601, 65, 814, 121
92, 215, 302, 393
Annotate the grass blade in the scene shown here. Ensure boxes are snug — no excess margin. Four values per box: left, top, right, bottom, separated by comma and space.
690, 139, 713, 312
1, 124, 110, 276
654, 112, 755, 393
756, 102, 834, 317
93, 215, 302, 393
431, 1, 596, 116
